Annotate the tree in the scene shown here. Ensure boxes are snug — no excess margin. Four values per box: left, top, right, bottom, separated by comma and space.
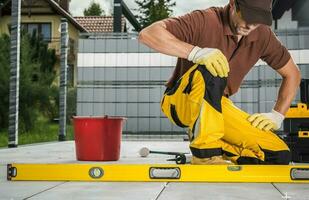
0, 34, 10, 130
84, 1, 105, 16
0, 32, 58, 132
135, 0, 176, 28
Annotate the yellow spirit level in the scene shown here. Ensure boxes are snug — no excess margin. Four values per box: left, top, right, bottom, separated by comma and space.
7, 163, 309, 183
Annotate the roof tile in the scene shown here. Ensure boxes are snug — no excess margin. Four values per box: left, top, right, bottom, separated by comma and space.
74, 16, 126, 33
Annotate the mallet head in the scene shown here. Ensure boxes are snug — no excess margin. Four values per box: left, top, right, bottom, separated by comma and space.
139, 147, 150, 157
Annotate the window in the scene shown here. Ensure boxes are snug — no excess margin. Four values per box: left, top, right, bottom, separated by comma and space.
21, 23, 51, 42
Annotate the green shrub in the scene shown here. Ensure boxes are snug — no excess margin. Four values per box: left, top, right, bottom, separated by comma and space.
0, 32, 59, 133
0, 34, 10, 129
67, 87, 77, 124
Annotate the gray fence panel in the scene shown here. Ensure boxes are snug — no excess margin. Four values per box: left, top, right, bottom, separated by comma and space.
150, 118, 161, 132
300, 65, 309, 78
82, 39, 96, 53
77, 32, 309, 136
116, 103, 127, 116
93, 103, 104, 116
105, 39, 118, 52
104, 88, 116, 102
149, 103, 162, 117
287, 35, 299, 49
127, 39, 140, 53
80, 88, 94, 102
116, 88, 128, 102
149, 68, 162, 81
116, 68, 128, 81
81, 68, 95, 81
82, 103, 94, 116
138, 118, 149, 132
127, 89, 138, 102
127, 103, 138, 116
127, 118, 138, 132
93, 88, 104, 102
116, 39, 127, 53
299, 34, 309, 49
127, 68, 139, 80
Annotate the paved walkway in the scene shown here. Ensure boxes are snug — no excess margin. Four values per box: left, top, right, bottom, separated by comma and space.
0, 141, 308, 200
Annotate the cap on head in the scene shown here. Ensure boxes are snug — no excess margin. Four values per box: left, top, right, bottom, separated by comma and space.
235, 0, 273, 26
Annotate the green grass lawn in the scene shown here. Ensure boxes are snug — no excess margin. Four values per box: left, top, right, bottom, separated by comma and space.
0, 119, 74, 148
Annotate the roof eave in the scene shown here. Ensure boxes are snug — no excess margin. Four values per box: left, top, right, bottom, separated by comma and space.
46, 0, 88, 32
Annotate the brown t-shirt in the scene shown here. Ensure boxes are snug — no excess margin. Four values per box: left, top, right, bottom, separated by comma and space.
163, 5, 291, 96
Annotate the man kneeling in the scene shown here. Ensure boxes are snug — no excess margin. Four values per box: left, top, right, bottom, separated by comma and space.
139, 0, 301, 164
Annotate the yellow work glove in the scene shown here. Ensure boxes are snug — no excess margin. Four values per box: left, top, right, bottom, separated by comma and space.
247, 109, 285, 131
188, 46, 229, 77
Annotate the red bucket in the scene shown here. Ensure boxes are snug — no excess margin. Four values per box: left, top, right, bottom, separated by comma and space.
73, 116, 126, 161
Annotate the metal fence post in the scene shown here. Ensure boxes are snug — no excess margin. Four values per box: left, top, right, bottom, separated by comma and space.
59, 18, 68, 141
8, 0, 21, 148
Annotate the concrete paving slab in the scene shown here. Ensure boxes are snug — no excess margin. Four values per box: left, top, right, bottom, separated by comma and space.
0, 182, 67, 200
273, 184, 309, 200
0, 141, 308, 200
0, 141, 186, 199
26, 182, 165, 200
0, 142, 77, 164
157, 183, 283, 200
1, 165, 65, 200
0, 165, 7, 181
0, 141, 190, 164
0, 181, 67, 200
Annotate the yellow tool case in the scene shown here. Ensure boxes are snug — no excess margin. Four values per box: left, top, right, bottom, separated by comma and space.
283, 79, 309, 163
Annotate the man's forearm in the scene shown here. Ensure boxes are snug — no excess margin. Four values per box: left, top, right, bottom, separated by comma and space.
138, 21, 194, 59
248, 73, 301, 131
274, 76, 301, 115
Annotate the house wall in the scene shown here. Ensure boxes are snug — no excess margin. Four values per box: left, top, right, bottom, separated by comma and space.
0, 15, 80, 86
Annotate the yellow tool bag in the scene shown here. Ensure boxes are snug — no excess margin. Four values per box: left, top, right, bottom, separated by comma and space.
161, 64, 291, 165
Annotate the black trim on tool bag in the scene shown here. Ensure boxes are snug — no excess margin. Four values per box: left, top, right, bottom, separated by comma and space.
190, 146, 222, 158
198, 66, 227, 113
160, 96, 165, 108
170, 104, 188, 128
190, 119, 198, 141
183, 68, 199, 94
165, 78, 182, 96
222, 150, 237, 158
261, 148, 291, 165
236, 148, 291, 165
237, 156, 261, 165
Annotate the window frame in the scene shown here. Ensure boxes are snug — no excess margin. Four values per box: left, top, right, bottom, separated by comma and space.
21, 22, 52, 42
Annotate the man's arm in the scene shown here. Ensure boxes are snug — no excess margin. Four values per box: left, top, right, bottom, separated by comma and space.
138, 21, 194, 59
248, 27, 301, 131
139, 19, 229, 78
274, 57, 302, 115
248, 57, 301, 131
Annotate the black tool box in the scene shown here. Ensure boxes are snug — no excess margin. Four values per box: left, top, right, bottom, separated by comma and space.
283, 132, 309, 162
282, 79, 309, 163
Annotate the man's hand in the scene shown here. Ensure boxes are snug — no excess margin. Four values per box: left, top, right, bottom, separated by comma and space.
188, 46, 229, 77
247, 109, 285, 131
